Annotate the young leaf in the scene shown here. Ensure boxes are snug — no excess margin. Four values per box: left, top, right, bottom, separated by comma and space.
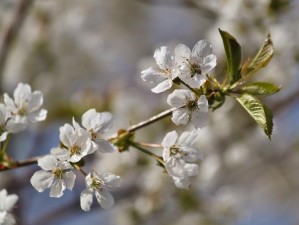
246, 33, 274, 76
219, 29, 241, 84
236, 93, 273, 139
240, 82, 281, 96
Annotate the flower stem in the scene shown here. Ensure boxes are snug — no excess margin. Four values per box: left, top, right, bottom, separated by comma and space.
127, 108, 175, 132
179, 79, 202, 96
72, 164, 88, 176
135, 142, 163, 149
0, 134, 10, 158
130, 142, 165, 166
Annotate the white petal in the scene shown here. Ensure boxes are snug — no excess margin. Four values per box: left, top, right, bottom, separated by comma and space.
94, 139, 116, 153
0, 104, 10, 125
50, 179, 66, 198
141, 67, 165, 83
162, 131, 178, 149
59, 124, 75, 147
28, 91, 43, 112
81, 109, 97, 130
165, 157, 186, 178
95, 112, 113, 133
64, 171, 76, 190
100, 173, 122, 188
177, 70, 203, 89
175, 44, 191, 66
191, 110, 209, 129
72, 117, 81, 130
201, 54, 217, 73
193, 74, 206, 87
13, 83, 31, 107
4, 194, 18, 211
80, 189, 94, 211
3, 94, 17, 113
5, 117, 27, 133
167, 89, 195, 108
85, 173, 93, 187
151, 79, 172, 93
173, 176, 190, 189
181, 147, 201, 162
192, 40, 213, 59
30, 170, 54, 192
178, 130, 199, 146
28, 109, 47, 122
184, 163, 199, 176
95, 189, 114, 209
154, 46, 173, 70
38, 155, 58, 171
162, 148, 171, 162
50, 147, 70, 161
171, 108, 190, 125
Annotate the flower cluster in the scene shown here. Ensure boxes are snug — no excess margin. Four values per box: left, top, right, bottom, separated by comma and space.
0, 189, 18, 225
141, 40, 215, 129
30, 109, 121, 210
0, 83, 47, 142
141, 40, 216, 188
162, 131, 201, 189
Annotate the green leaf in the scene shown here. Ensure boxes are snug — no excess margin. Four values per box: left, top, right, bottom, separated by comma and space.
247, 33, 274, 75
236, 93, 273, 139
219, 29, 242, 84
240, 82, 281, 96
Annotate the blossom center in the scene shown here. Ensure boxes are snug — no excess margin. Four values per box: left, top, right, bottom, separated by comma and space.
170, 146, 180, 156
53, 168, 64, 179
186, 100, 196, 110
18, 107, 27, 116
91, 177, 104, 190
186, 59, 201, 77
70, 145, 81, 156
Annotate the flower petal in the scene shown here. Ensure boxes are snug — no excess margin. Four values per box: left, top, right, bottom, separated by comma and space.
28, 109, 47, 122
141, 67, 165, 83
38, 155, 58, 171
3, 94, 17, 113
167, 89, 195, 108
28, 91, 43, 112
51, 147, 70, 161
30, 170, 54, 192
178, 130, 199, 146
151, 79, 172, 93
59, 124, 75, 147
0, 132, 8, 142
4, 194, 18, 211
50, 179, 66, 198
80, 188, 94, 211
201, 54, 217, 73
162, 131, 178, 149
192, 40, 213, 59
171, 108, 190, 125
175, 44, 191, 66
100, 173, 122, 188
165, 157, 187, 178
5, 117, 27, 133
154, 46, 173, 70
172, 176, 190, 189
64, 171, 76, 190
94, 139, 116, 153
191, 110, 209, 129
95, 112, 112, 133
13, 83, 31, 107
184, 163, 199, 176
95, 189, 114, 209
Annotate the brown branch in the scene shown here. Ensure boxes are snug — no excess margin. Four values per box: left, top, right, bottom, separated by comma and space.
0, 0, 33, 81
0, 156, 38, 171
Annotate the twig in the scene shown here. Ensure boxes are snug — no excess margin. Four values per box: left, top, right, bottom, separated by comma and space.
128, 107, 175, 132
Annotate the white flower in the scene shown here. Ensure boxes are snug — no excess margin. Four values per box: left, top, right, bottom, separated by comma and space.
162, 130, 201, 189
175, 40, 217, 88
0, 189, 18, 225
30, 154, 76, 198
3, 83, 47, 132
167, 89, 209, 129
57, 123, 92, 162
80, 171, 121, 211
72, 109, 115, 153
141, 46, 176, 93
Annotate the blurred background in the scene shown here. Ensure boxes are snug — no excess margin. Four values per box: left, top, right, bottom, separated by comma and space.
0, 0, 299, 224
